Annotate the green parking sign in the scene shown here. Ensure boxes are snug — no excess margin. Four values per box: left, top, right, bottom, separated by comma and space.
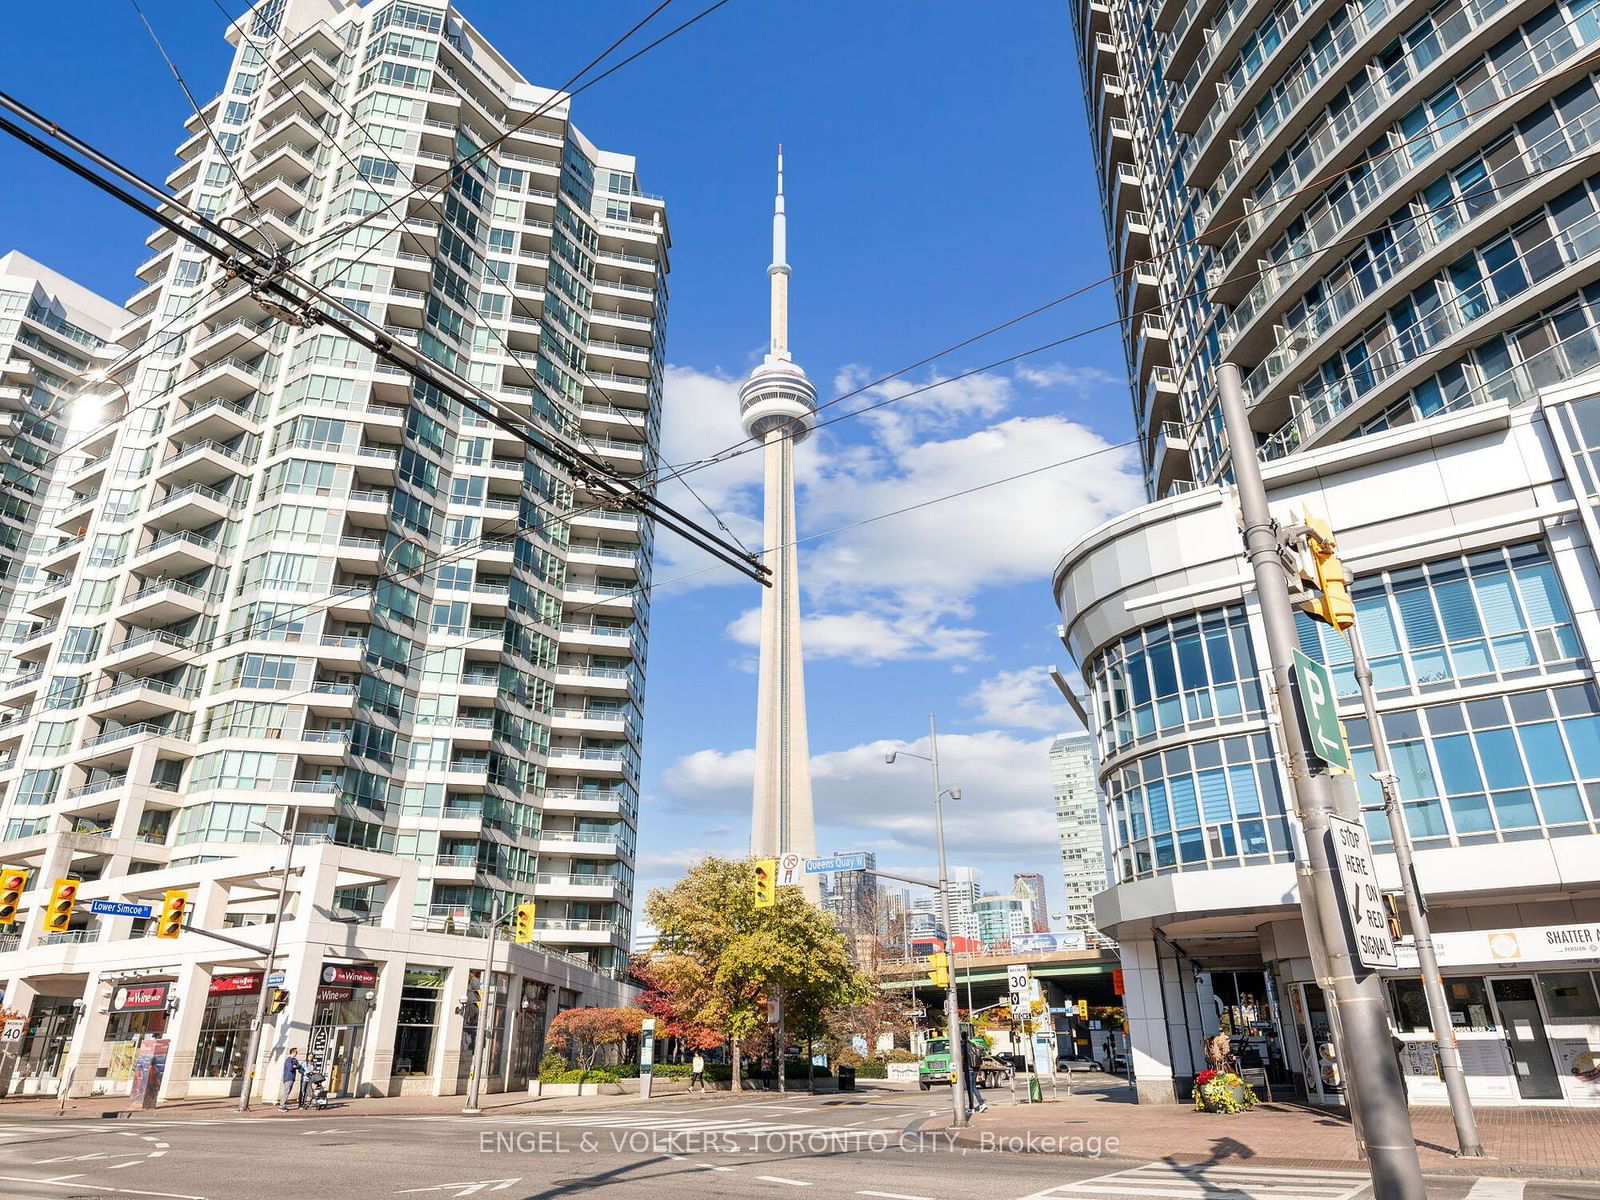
1292, 649, 1350, 769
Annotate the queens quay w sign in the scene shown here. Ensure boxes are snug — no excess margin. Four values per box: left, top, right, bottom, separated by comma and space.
805, 853, 868, 874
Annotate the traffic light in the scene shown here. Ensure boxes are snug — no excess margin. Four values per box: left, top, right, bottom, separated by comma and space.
42, 878, 78, 934
512, 901, 537, 944
1299, 515, 1356, 631
753, 858, 777, 908
155, 889, 188, 939
0, 867, 27, 925
268, 987, 289, 1014
1078, 998, 1089, 1021
929, 951, 950, 988
1384, 893, 1404, 941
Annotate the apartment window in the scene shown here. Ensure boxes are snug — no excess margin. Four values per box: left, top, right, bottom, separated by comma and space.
1086, 604, 1263, 759
226, 653, 301, 690
1346, 683, 1600, 846
59, 625, 102, 664
14, 768, 60, 806
1296, 543, 1580, 699
30, 720, 75, 757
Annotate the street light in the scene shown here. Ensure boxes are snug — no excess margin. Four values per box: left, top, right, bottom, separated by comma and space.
238, 821, 294, 1112
887, 714, 971, 1129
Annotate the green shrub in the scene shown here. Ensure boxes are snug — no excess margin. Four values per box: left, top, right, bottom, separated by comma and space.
884, 1048, 918, 1063
538, 1052, 567, 1077
834, 1048, 864, 1067
538, 1067, 621, 1084
853, 1059, 887, 1079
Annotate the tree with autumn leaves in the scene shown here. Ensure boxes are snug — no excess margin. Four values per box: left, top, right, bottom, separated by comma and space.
545, 1005, 652, 1071
643, 855, 870, 1090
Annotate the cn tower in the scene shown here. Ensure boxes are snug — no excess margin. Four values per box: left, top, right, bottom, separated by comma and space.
741, 147, 818, 896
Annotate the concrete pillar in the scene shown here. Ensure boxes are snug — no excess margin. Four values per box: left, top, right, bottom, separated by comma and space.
0, 976, 39, 1096
379, 859, 420, 931
1119, 937, 1178, 1104
158, 959, 214, 1101
361, 952, 405, 1097
59, 970, 108, 1098
433, 957, 471, 1097
254, 932, 322, 1104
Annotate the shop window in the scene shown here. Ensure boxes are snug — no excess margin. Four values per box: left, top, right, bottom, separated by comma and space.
392, 965, 445, 1076
1539, 971, 1600, 1018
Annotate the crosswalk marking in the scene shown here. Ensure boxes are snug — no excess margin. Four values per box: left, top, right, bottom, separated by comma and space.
1019, 1162, 1371, 1200
1464, 1182, 1525, 1200
402, 1110, 894, 1143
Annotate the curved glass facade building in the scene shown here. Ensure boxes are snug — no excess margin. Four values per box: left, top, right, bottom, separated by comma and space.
1074, 0, 1600, 498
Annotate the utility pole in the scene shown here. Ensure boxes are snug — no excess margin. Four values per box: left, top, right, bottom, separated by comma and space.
929, 714, 969, 1130
238, 827, 294, 1112
1346, 611, 1484, 1156
1217, 364, 1425, 1200
462, 897, 501, 1115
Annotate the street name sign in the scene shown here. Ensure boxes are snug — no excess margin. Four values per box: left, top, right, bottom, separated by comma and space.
88, 900, 153, 919
804, 853, 868, 874
1328, 814, 1397, 968
1291, 649, 1350, 769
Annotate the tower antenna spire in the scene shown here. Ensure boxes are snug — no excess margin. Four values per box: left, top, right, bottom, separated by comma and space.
769, 143, 789, 359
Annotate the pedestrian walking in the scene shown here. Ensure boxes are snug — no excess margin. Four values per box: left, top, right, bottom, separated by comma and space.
761, 1052, 775, 1091
960, 1031, 986, 1115
691, 1051, 706, 1093
277, 1047, 303, 1111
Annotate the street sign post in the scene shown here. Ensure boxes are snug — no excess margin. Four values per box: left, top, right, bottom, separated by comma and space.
1, 1018, 24, 1043
1291, 649, 1350, 769
87, 900, 154, 919
804, 853, 868, 874
1006, 964, 1030, 1010
1329, 814, 1398, 968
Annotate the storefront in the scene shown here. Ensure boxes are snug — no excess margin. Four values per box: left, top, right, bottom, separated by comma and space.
9, 997, 79, 1095
310, 962, 378, 1098
192, 972, 264, 1084
1386, 924, 1600, 1105
96, 982, 171, 1096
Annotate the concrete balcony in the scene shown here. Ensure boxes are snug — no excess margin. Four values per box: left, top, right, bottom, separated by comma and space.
145, 482, 240, 532
168, 394, 260, 443
101, 629, 194, 674
117, 579, 218, 625
85, 678, 196, 722
552, 664, 632, 697
176, 354, 262, 404
546, 746, 630, 778
532, 873, 624, 901
531, 918, 623, 945
77, 720, 192, 770
130, 529, 225, 576
533, 830, 630, 860
541, 788, 635, 820
560, 582, 635, 614
155, 439, 254, 489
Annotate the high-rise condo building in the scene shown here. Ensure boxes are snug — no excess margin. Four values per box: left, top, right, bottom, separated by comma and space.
1062, 0, 1600, 1109
1050, 733, 1108, 944
1012, 871, 1050, 934
1078, 0, 1600, 500
0, 0, 664, 1101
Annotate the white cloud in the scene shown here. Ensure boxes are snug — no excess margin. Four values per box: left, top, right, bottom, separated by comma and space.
725, 606, 985, 663
653, 730, 1062, 882
653, 360, 1144, 661
966, 666, 1073, 732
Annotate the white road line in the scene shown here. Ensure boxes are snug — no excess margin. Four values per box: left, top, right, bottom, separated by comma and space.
858, 1191, 934, 1200
1016, 1161, 1372, 1200
757, 1177, 813, 1187
1464, 1182, 1527, 1200
0, 1177, 210, 1200
696, 1163, 736, 1172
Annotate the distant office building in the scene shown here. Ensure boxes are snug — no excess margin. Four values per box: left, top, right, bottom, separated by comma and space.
1012, 871, 1049, 933
1051, 733, 1109, 944
818, 849, 878, 963
972, 892, 1031, 951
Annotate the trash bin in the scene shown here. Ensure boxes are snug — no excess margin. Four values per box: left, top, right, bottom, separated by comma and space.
837, 1066, 856, 1092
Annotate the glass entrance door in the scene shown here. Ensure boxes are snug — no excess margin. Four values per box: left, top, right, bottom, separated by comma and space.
1491, 977, 1562, 1099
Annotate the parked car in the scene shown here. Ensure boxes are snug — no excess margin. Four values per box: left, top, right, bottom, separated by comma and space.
1056, 1053, 1098, 1073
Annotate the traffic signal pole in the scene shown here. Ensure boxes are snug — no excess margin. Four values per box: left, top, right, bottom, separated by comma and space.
238, 829, 295, 1112
1346, 614, 1484, 1156
463, 896, 501, 1116
1217, 364, 1425, 1200
929, 714, 968, 1130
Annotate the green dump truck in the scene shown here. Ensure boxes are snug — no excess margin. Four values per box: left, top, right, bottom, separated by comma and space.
918, 1034, 1009, 1090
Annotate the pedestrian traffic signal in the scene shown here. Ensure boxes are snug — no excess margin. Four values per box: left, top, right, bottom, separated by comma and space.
1384, 893, 1404, 941
512, 901, 537, 944
1077, 998, 1089, 1021
0, 866, 28, 925
1299, 515, 1355, 631
268, 987, 289, 1014
753, 858, 777, 908
155, 889, 188, 939
929, 951, 950, 988
42, 878, 78, 934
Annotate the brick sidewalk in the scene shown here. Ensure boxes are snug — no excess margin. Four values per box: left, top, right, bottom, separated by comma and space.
938, 1077, 1600, 1179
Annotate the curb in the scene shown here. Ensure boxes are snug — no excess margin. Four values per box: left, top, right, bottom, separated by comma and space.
934, 1127, 1600, 1183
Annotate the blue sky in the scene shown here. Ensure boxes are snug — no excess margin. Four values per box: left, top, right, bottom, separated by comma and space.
0, 1, 1143, 923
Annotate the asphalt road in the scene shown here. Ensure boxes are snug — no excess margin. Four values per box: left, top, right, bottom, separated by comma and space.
0, 1091, 1596, 1200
